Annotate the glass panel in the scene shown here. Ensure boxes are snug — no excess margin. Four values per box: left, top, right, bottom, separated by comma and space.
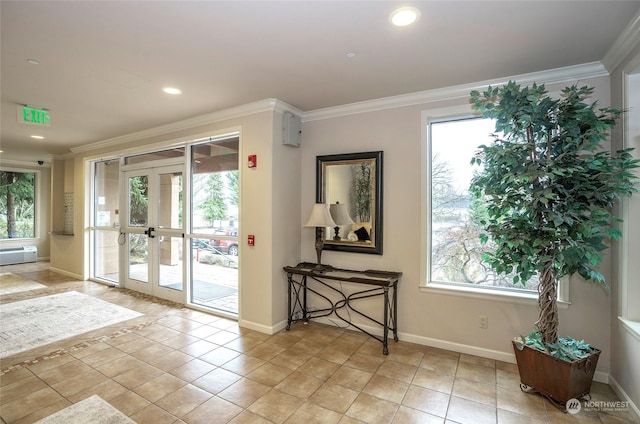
158, 172, 182, 229
430, 117, 539, 292
124, 148, 185, 165
129, 175, 148, 227
94, 161, 120, 228
128, 233, 148, 283
0, 170, 35, 239
190, 135, 239, 314
158, 236, 183, 289
190, 239, 238, 313
94, 229, 119, 283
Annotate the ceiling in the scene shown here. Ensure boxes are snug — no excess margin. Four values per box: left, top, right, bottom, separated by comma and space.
2, 1, 639, 161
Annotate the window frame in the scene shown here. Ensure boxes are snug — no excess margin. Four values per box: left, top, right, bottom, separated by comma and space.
0, 166, 40, 241
420, 105, 569, 306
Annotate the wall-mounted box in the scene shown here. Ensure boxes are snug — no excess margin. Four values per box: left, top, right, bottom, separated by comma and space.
282, 111, 301, 147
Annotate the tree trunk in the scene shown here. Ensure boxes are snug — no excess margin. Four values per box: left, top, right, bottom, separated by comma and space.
535, 266, 559, 345
6, 183, 17, 238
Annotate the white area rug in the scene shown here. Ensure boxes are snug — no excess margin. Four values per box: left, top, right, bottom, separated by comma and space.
0, 291, 142, 358
35, 395, 135, 424
0, 272, 46, 295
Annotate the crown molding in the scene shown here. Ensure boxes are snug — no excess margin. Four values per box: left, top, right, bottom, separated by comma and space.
72, 98, 303, 154
602, 10, 640, 73
303, 62, 608, 122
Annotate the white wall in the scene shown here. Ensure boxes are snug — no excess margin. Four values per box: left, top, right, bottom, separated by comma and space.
300, 74, 615, 377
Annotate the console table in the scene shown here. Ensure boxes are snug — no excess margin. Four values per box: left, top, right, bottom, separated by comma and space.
283, 262, 401, 354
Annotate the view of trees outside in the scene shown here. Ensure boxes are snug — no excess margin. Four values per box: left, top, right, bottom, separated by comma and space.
0, 170, 35, 239
430, 118, 539, 291
192, 170, 238, 231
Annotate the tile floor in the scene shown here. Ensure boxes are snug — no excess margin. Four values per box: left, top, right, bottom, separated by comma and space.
0, 262, 636, 424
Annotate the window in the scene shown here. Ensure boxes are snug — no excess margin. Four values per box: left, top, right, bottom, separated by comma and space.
91, 160, 120, 283
0, 169, 36, 239
427, 116, 539, 294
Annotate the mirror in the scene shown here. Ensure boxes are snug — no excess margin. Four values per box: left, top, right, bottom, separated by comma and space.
316, 151, 383, 255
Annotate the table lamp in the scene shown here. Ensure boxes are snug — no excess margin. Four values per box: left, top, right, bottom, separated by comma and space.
329, 201, 355, 240
304, 203, 336, 265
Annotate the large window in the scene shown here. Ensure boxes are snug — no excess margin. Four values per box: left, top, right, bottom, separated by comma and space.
0, 169, 36, 239
428, 116, 539, 293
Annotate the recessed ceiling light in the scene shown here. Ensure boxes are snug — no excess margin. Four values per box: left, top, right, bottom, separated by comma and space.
27, 59, 40, 65
390, 7, 420, 27
162, 87, 182, 95
30, 135, 44, 140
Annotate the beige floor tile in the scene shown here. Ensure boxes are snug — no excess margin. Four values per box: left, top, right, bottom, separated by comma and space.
402, 385, 450, 418
246, 362, 293, 386
206, 329, 240, 345
50, 368, 109, 397
362, 374, 409, 404
183, 395, 244, 424
35, 359, 94, 385
496, 385, 548, 421
155, 383, 213, 418
180, 339, 218, 356
298, 357, 340, 380
168, 357, 217, 382
269, 348, 312, 371
130, 403, 180, 424
222, 353, 266, 376
412, 368, 455, 394
497, 408, 549, 424
343, 352, 385, 373
218, 377, 271, 408
228, 410, 274, 424
328, 365, 373, 391
460, 353, 496, 369
193, 367, 242, 394
133, 372, 188, 402
419, 351, 459, 376
447, 395, 497, 424
309, 382, 359, 414
0, 387, 65, 422
285, 401, 343, 424
345, 392, 399, 424
109, 390, 152, 417
392, 405, 445, 424
95, 354, 145, 378
376, 359, 418, 384
248, 388, 304, 423
66, 379, 129, 403
148, 349, 194, 371
200, 346, 242, 366
0, 367, 34, 388
456, 360, 496, 384
0, 374, 48, 405
452, 376, 497, 406
276, 370, 324, 399
113, 363, 165, 389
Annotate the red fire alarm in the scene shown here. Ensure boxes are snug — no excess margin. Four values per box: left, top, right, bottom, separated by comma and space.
248, 234, 255, 246
248, 154, 257, 168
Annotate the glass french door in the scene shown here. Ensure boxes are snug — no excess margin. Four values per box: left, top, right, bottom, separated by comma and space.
123, 165, 184, 303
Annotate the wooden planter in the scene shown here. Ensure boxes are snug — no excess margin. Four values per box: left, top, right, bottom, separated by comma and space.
512, 339, 600, 407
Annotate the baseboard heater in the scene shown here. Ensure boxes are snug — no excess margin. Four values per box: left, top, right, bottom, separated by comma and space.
0, 246, 38, 266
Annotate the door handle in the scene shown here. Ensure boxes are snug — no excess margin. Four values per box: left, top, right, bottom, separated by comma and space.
145, 227, 156, 238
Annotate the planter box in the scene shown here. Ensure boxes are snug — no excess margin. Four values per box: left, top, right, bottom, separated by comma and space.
512, 339, 600, 405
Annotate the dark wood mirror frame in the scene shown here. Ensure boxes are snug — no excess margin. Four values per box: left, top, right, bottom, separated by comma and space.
316, 151, 383, 255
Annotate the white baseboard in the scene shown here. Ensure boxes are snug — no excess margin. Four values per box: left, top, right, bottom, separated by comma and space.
239, 318, 288, 335
48, 267, 82, 280
609, 374, 640, 423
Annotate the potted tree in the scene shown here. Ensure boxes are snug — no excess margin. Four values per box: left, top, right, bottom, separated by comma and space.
469, 81, 638, 409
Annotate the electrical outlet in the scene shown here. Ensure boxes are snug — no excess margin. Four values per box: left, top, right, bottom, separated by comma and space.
479, 315, 488, 329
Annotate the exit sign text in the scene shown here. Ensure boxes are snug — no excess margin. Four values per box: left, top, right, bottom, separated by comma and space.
17, 105, 51, 127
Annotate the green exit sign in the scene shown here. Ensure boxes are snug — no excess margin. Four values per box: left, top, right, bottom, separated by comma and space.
17, 105, 51, 127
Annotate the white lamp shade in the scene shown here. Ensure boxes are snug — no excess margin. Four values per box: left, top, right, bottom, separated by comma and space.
330, 203, 355, 225
304, 203, 337, 227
